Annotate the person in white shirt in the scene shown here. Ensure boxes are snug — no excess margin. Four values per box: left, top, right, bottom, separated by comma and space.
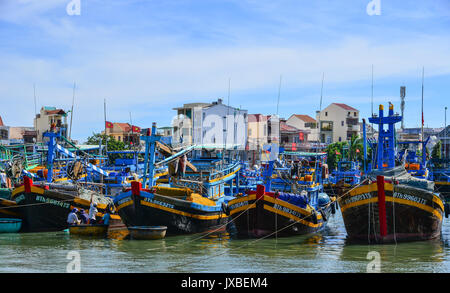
67, 208, 80, 225
88, 195, 98, 224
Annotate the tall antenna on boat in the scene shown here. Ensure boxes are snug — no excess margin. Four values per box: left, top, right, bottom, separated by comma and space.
227, 77, 231, 150
371, 65, 374, 117
314, 73, 325, 182
276, 75, 282, 116
69, 82, 76, 141
421, 67, 425, 146
104, 98, 108, 153
371, 65, 374, 137
316, 72, 325, 146
400, 86, 406, 130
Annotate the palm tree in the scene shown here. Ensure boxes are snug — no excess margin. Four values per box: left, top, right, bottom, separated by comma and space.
348, 134, 364, 162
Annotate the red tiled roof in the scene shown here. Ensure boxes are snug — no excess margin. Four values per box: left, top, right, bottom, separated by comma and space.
115, 123, 132, 132
0, 116, 3, 126
294, 114, 316, 123
280, 121, 301, 132
45, 109, 66, 115
248, 114, 268, 122
333, 103, 358, 111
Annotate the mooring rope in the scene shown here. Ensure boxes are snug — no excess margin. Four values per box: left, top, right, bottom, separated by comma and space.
167, 178, 371, 270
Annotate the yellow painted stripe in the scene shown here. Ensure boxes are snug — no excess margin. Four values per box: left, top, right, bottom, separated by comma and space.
263, 195, 315, 217
30, 186, 45, 195
208, 167, 240, 183
349, 182, 393, 196
433, 195, 445, 212
73, 197, 90, 206
340, 196, 443, 221
340, 197, 378, 213
11, 186, 25, 197
116, 200, 133, 210
435, 181, 450, 186
388, 197, 443, 221
229, 203, 256, 216
263, 204, 321, 228
227, 194, 256, 206
140, 200, 223, 220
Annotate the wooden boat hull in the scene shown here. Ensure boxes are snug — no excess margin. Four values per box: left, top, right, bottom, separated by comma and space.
114, 189, 228, 235
338, 180, 444, 243
0, 218, 22, 233
69, 224, 108, 237
11, 184, 120, 233
128, 226, 167, 240
226, 192, 335, 238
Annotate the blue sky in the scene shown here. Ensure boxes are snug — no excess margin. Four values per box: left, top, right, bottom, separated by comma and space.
0, 0, 449, 142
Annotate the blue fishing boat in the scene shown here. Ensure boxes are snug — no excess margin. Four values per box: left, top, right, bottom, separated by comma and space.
113, 123, 238, 235
338, 103, 444, 243
225, 150, 336, 238
430, 159, 450, 201
397, 139, 431, 180
10, 129, 121, 232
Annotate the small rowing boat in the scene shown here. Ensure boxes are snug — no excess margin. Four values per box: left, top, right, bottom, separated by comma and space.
0, 218, 22, 233
69, 224, 109, 238
128, 226, 167, 240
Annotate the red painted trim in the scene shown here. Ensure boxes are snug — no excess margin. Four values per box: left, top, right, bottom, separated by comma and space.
24, 176, 33, 193
131, 181, 142, 196
377, 175, 387, 237
256, 185, 265, 200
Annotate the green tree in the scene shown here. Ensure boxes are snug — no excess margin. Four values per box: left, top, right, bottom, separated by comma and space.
348, 134, 365, 162
432, 140, 442, 160
325, 142, 346, 170
85, 133, 129, 163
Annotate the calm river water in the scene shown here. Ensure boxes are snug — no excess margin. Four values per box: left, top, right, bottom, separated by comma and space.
1, 210, 450, 273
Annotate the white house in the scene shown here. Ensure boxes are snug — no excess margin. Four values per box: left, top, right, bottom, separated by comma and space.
173, 99, 248, 149
286, 114, 318, 142
34, 106, 68, 142
316, 103, 360, 143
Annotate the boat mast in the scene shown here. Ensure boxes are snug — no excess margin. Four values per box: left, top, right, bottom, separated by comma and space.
276, 75, 282, 117
104, 99, 108, 154
421, 67, 425, 162
315, 72, 325, 181
69, 82, 75, 141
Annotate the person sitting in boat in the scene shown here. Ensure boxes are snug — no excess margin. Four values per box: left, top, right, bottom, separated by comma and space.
99, 205, 112, 226
88, 195, 98, 224
77, 209, 89, 224
67, 208, 81, 226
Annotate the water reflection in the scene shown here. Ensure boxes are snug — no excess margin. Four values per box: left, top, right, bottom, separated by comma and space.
0, 211, 450, 272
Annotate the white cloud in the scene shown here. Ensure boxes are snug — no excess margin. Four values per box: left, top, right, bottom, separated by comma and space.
0, 0, 449, 140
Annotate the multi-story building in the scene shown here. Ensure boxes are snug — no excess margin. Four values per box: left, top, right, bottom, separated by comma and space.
172, 98, 248, 149
286, 114, 318, 142
315, 103, 360, 143
104, 122, 141, 145
280, 119, 310, 152
247, 114, 268, 151
0, 115, 37, 145
34, 106, 68, 142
